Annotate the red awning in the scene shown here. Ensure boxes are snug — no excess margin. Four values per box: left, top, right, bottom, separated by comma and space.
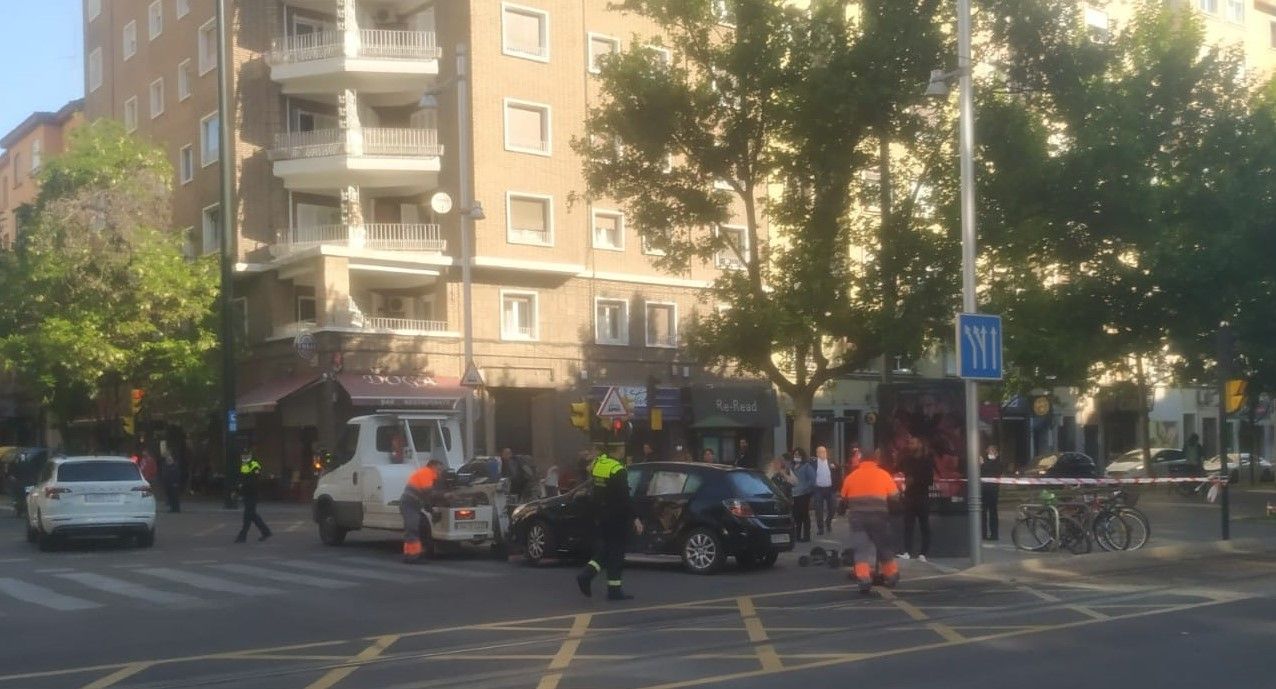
236, 374, 320, 414
335, 373, 465, 411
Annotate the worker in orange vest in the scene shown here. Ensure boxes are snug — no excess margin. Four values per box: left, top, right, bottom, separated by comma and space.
839, 449, 901, 594
401, 459, 446, 564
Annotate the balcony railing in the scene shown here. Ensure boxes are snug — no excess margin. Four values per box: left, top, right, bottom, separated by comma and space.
270, 128, 442, 160
272, 223, 446, 256
269, 29, 441, 64
363, 317, 449, 333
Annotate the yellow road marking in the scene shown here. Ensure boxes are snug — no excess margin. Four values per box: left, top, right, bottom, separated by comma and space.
78, 663, 152, 689
220, 654, 352, 662
877, 589, 964, 642
304, 634, 399, 689
737, 597, 783, 672
1018, 585, 1063, 603
535, 613, 592, 689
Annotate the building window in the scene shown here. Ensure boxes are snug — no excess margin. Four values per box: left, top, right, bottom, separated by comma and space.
647, 44, 672, 69
123, 96, 139, 133
199, 19, 217, 75
201, 204, 221, 255
124, 20, 138, 59
177, 0, 191, 19
88, 47, 103, 93
641, 233, 667, 256
148, 1, 163, 39
10, 157, 19, 187
200, 112, 220, 166
178, 59, 192, 100
1198, 0, 1217, 13
502, 3, 549, 62
591, 209, 624, 251
30, 140, 42, 172
500, 290, 538, 340
595, 298, 628, 345
88, 0, 101, 21
587, 33, 619, 73
297, 291, 317, 323
506, 192, 553, 245
149, 78, 165, 118
1225, 0, 1244, 22
715, 224, 748, 270
179, 145, 194, 184
645, 302, 678, 348
503, 99, 551, 155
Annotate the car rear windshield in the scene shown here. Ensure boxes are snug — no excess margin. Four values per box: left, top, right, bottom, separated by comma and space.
57, 462, 142, 483
729, 472, 777, 499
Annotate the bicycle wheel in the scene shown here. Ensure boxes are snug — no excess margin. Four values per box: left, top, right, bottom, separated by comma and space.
1092, 510, 1130, 551
1116, 508, 1150, 550
1012, 516, 1054, 552
1059, 515, 1091, 555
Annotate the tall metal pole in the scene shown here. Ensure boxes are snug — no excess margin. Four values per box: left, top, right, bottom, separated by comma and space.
215, 0, 238, 509
1217, 327, 1233, 540
957, 0, 983, 565
456, 44, 477, 460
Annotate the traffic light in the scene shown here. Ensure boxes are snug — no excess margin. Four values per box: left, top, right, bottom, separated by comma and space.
122, 416, 135, 435
130, 388, 145, 416
1225, 379, 1247, 415
570, 402, 589, 431
611, 418, 623, 432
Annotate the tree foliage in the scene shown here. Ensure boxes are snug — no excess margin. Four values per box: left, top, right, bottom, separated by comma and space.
0, 121, 219, 430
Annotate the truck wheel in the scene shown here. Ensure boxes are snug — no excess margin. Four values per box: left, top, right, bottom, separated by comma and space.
318, 509, 348, 546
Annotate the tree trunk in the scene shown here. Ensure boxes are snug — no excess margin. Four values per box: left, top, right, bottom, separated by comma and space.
790, 391, 815, 454
1136, 357, 1153, 476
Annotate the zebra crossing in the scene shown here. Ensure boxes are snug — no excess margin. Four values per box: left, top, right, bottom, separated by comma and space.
0, 554, 509, 615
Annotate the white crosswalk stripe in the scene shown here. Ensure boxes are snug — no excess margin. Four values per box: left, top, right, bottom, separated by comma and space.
277, 560, 418, 583
0, 577, 101, 611
53, 572, 203, 607
337, 555, 503, 578
210, 563, 355, 589
137, 567, 283, 596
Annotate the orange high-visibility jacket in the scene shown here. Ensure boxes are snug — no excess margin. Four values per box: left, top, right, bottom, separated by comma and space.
839, 460, 899, 514
403, 466, 439, 505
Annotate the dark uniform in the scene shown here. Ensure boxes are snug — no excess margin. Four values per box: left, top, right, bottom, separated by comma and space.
234, 455, 272, 543
980, 451, 1005, 540
576, 454, 635, 601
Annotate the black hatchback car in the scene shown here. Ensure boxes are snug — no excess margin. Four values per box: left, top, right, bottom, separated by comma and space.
1027, 451, 1101, 479
510, 462, 794, 574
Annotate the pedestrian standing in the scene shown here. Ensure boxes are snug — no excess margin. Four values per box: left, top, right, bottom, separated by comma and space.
1183, 433, 1204, 475
840, 449, 901, 594
234, 448, 272, 543
640, 442, 658, 464
701, 448, 717, 464
400, 459, 444, 563
899, 437, 933, 561
543, 463, 560, 498
767, 455, 794, 500
812, 446, 838, 536
980, 445, 1004, 541
734, 438, 753, 468
576, 449, 644, 601
160, 449, 182, 513
791, 448, 814, 542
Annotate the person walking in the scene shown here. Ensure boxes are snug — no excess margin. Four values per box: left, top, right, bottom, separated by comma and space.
790, 448, 815, 542
576, 450, 644, 601
234, 449, 272, 543
840, 449, 901, 594
1183, 433, 1205, 475
980, 445, 1004, 541
899, 438, 933, 561
160, 449, 182, 513
812, 446, 838, 536
400, 459, 445, 563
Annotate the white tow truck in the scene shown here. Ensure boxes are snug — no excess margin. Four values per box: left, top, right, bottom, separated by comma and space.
312, 410, 512, 557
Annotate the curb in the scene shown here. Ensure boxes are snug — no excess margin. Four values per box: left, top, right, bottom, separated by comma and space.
958, 537, 1276, 580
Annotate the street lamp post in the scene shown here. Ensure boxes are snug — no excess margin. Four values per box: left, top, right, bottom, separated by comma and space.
215, 0, 239, 509
957, 0, 983, 568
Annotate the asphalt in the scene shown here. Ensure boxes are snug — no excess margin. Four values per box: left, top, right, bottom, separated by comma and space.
0, 488, 1272, 689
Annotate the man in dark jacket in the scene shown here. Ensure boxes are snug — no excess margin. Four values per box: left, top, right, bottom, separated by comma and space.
980, 445, 1005, 541
160, 450, 182, 513
899, 437, 933, 561
576, 450, 643, 601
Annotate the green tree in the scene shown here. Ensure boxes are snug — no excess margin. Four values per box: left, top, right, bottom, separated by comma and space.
0, 121, 219, 438
574, 0, 958, 449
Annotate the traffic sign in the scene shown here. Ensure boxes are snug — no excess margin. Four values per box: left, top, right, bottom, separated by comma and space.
596, 387, 631, 418
460, 362, 485, 387
227, 410, 238, 433
956, 313, 1003, 380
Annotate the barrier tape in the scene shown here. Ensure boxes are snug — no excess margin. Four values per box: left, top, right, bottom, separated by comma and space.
890, 476, 1228, 486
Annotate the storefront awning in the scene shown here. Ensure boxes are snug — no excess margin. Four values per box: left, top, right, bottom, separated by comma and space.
236, 374, 320, 414
691, 385, 778, 429
336, 373, 465, 411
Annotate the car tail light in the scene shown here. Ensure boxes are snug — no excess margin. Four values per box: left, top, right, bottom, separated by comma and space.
724, 499, 754, 518
455, 509, 476, 520
132, 485, 153, 498
44, 487, 71, 500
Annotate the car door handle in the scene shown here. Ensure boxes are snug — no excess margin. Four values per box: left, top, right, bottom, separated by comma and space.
353, 472, 359, 485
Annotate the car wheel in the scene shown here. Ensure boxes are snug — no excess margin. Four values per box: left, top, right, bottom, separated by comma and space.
681, 527, 726, 575
756, 551, 779, 568
523, 520, 555, 565
136, 528, 155, 548
318, 508, 348, 546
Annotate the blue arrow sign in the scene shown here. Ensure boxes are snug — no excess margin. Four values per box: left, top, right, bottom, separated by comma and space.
227, 410, 238, 433
956, 313, 1003, 381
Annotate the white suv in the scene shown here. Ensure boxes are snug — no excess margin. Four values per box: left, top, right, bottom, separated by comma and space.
25, 456, 156, 550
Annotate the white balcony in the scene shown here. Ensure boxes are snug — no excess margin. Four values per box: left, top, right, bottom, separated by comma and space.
268, 29, 441, 100
270, 128, 442, 193
272, 223, 447, 257
273, 317, 451, 340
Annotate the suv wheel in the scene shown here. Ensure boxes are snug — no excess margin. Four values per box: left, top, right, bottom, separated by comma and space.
681, 527, 725, 575
318, 507, 348, 546
524, 520, 554, 565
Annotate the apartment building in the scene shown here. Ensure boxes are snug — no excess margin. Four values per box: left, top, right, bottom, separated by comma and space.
83, 0, 775, 474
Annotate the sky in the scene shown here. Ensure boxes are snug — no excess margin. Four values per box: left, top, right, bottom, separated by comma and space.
0, 0, 84, 142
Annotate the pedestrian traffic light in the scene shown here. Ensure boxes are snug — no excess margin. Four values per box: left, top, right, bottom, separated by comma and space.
122, 416, 135, 435
130, 388, 145, 416
570, 402, 589, 431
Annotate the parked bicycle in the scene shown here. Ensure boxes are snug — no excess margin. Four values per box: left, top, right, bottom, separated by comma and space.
1012, 489, 1150, 553
1011, 491, 1090, 554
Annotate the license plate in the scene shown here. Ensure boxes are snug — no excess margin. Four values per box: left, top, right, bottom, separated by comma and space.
85, 494, 122, 504
770, 534, 791, 545
457, 521, 489, 532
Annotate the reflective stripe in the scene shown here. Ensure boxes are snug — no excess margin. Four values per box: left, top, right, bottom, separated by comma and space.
587, 561, 601, 572
607, 580, 622, 586
403, 540, 423, 556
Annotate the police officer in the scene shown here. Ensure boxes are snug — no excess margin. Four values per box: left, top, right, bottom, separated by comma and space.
234, 448, 272, 543
401, 459, 445, 564
576, 449, 643, 601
